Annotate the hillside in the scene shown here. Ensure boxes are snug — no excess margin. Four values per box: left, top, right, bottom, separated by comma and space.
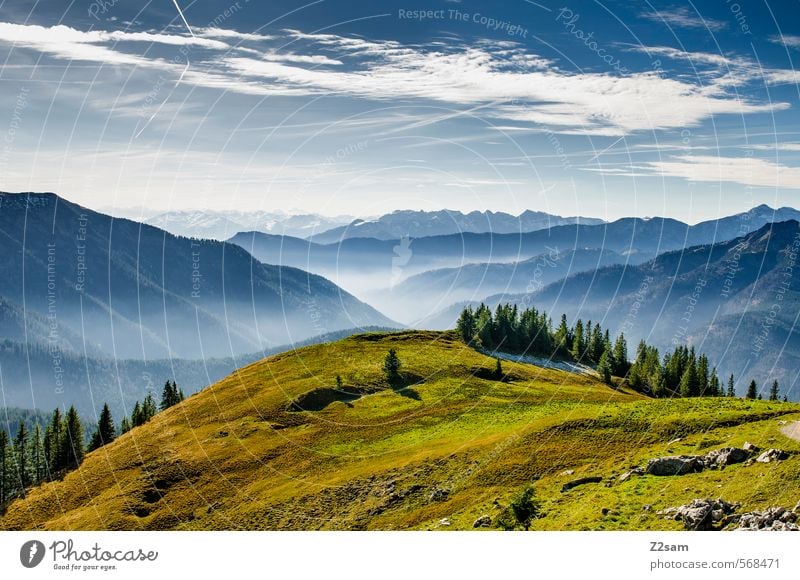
2, 331, 798, 531
0, 192, 394, 360
489, 220, 800, 395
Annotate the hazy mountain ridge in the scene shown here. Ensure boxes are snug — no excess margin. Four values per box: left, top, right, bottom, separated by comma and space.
309, 208, 606, 243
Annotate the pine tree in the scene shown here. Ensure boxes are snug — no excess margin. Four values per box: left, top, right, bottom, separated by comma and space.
335, 375, 343, 390
727, 375, 736, 398
571, 320, 585, 361
0, 429, 8, 504
612, 333, 629, 375
769, 380, 780, 401
456, 307, 477, 344
60, 406, 84, 470
45, 407, 63, 473
89, 403, 116, 451
131, 401, 143, 427
598, 349, 613, 385
554, 314, 571, 355
746, 380, 757, 400
29, 423, 45, 484
494, 358, 503, 380
384, 348, 401, 386
679, 360, 699, 398
160, 381, 183, 410
119, 417, 131, 435
142, 393, 157, 422
14, 422, 30, 491
707, 369, 720, 397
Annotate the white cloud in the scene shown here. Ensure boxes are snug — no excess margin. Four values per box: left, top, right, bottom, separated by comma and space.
0, 21, 790, 137
640, 7, 727, 31
770, 34, 800, 49
647, 155, 800, 189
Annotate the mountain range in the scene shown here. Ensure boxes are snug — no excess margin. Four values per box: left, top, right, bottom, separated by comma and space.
308, 209, 605, 243
462, 220, 800, 393
0, 192, 394, 360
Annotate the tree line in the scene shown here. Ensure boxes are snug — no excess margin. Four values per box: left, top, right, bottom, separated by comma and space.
0, 380, 183, 506
456, 303, 789, 401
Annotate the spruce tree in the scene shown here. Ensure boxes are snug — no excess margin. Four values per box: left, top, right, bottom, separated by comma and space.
598, 349, 613, 385
746, 380, 758, 400
90, 403, 116, 451
60, 406, 84, 470
679, 361, 699, 398
612, 333, 629, 375
14, 422, 30, 491
769, 380, 780, 401
29, 423, 45, 485
0, 429, 8, 504
456, 307, 477, 344
727, 375, 736, 398
46, 408, 63, 473
384, 348, 401, 386
131, 401, 143, 427
142, 393, 157, 422
494, 358, 503, 380
571, 320, 585, 361
119, 417, 131, 435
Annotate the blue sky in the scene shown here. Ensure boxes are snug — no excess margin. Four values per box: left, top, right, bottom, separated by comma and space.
0, 0, 799, 222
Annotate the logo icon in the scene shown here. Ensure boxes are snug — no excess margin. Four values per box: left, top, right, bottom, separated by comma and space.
20, 540, 46, 568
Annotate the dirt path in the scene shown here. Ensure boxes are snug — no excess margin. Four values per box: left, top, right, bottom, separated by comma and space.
780, 421, 800, 441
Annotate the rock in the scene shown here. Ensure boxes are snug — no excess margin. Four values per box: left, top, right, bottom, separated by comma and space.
742, 442, 760, 453
646, 455, 704, 476
619, 467, 645, 482
601, 507, 618, 516
737, 507, 799, 531
666, 498, 739, 530
429, 488, 450, 502
473, 515, 491, 528
559, 469, 575, 477
703, 447, 750, 469
756, 449, 789, 463
561, 476, 603, 492
438, 518, 451, 527
793, 500, 800, 514
642, 504, 652, 512
667, 437, 683, 445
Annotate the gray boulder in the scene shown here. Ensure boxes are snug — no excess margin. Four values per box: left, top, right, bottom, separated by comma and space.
473, 515, 491, 528
738, 507, 799, 531
659, 498, 738, 530
756, 449, 789, 463
742, 441, 760, 453
619, 467, 645, 482
646, 455, 704, 476
703, 447, 750, 469
561, 476, 603, 492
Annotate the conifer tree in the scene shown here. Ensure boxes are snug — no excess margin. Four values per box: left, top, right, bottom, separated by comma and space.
456, 307, 477, 344
29, 423, 45, 484
384, 348, 401, 386
746, 380, 758, 400
769, 380, 780, 401
60, 406, 84, 470
727, 375, 736, 398
0, 429, 8, 504
89, 403, 116, 451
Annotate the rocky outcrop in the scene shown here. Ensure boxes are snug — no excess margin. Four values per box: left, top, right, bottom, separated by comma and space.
756, 449, 789, 463
737, 507, 799, 531
703, 447, 750, 469
646, 455, 704, 476
658, 498, 739, 531
619, 467, 644, 482
429, 488, 450, 502
473, 515, 492, 528
561, 476, 603, 492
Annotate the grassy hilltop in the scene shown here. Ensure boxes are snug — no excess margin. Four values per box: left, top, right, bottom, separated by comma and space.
2, 331, 799, 531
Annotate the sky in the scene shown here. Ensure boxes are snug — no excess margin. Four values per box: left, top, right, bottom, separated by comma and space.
0, 0, 799, 223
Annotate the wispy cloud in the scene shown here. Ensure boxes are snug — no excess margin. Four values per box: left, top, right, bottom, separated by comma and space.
640, 7, 727, 31
0, 21, 791, 137
769, 34, 800, 49
646, 155, 800, 189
